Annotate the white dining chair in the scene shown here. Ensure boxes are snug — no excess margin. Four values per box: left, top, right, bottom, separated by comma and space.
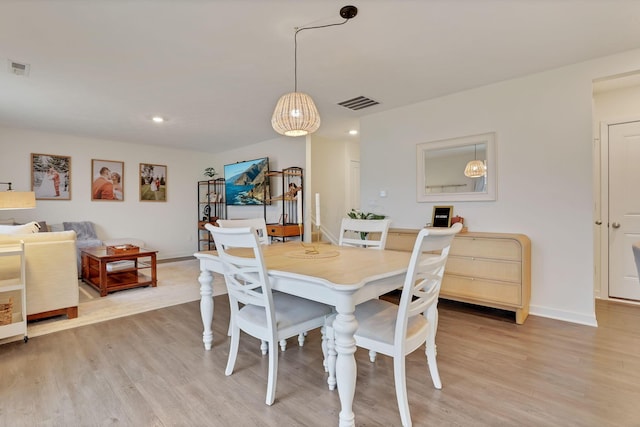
338, 218, 391, 250
209, 226, 333, 406
216, 218, 307, 352
326, 223, 462, 427
217, 218, 270, 245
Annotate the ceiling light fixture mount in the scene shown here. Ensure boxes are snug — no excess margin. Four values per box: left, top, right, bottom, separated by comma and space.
340, 5, 358, 19
271, 5, 358, 137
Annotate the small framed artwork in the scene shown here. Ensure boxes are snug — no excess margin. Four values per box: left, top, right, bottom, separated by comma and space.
91, 159, 124, 201
140, 163, 167, 202
31, 153, 71, 200
432, 205, 453, 227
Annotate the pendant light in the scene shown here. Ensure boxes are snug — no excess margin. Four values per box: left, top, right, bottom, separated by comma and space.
464, 144, 487, 178
271, 5, 358, 137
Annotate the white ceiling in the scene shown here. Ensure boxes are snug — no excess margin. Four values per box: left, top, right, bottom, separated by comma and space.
2, 0, 640, 153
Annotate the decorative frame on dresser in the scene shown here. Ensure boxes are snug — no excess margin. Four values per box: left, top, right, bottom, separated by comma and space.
386, 228, 531, 324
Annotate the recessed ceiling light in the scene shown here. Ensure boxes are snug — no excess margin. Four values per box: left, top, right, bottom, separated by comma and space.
348, 129, 358, 135
152, 116, 166, 123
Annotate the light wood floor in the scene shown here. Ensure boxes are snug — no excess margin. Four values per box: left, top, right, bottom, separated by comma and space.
1, 297, 639, 427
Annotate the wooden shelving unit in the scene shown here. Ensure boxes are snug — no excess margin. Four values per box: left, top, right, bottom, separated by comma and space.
198, 178, 226, 251
264, 167, 303, 242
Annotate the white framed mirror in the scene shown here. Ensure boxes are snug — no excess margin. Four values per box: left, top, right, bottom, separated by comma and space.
416, 132, 496, 202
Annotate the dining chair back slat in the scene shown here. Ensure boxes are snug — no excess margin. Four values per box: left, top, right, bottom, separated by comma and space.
338, 218, 391, 250
217, 218, 270, 245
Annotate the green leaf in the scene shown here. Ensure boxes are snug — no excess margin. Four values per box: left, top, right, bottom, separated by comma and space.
346, 209, 385, 220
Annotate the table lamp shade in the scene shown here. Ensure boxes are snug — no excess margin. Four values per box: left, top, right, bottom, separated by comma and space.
0, 191, 36, 210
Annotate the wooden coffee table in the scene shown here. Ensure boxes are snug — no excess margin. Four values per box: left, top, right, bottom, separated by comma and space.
81, 246, 157, 297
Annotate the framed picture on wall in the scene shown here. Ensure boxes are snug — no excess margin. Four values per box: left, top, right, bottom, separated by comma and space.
223, 157, 270, 205
432, 205, 453, 227
31, 153, 71, 200
139, 163, 167, 202
91, 159, 124, 201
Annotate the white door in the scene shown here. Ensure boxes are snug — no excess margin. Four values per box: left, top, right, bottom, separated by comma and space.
608, 120, 640, 301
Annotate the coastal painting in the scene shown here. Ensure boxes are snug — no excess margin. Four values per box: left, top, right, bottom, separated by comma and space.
224, 158, 270, 205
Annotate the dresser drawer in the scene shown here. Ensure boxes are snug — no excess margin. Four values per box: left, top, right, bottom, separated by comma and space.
386, 230, 419, 252
450, 236, 522, 261
442, 274, 521, 306
445, 256, 521, 283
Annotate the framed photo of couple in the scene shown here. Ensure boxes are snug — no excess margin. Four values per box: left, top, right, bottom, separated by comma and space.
91, 159, 124, 201
139, 163, 167, 202
31, 153, 72, 200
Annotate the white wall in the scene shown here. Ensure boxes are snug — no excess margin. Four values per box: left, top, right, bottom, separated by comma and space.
360, 48, 640, 326
0, 126, 304, 259
594, 84, 640, 126
0, 126, 217, 259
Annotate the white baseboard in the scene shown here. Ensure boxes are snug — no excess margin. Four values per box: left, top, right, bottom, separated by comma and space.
529, 304, 598, 327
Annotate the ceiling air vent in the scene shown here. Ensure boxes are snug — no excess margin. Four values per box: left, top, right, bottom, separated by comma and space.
8, 60, 30, 77
337, 96, 379, 111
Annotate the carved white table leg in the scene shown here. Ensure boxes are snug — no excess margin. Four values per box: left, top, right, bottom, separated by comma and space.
333, 301, 358, 427
198, 267, 214, 350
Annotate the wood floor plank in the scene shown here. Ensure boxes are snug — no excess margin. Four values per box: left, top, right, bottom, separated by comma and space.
1, 297, 640, 426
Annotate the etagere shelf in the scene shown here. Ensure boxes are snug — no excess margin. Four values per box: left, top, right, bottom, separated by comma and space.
264, 166, 303, 242
197, 178, 226, 250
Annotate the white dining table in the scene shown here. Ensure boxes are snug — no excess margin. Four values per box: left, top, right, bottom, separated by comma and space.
194, 241, 411, 427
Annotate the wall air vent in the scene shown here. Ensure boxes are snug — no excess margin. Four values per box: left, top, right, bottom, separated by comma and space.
337, 96, 379, 111
8, 60, 30, 77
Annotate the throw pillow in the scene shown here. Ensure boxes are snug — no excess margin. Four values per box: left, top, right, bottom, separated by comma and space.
63, 221, 98, 240
37, 221, 48, 232
0, 221, 40, 234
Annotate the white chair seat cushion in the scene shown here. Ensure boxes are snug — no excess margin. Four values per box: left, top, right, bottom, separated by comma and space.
350, 299, 428, 356
238, 292, 332, 337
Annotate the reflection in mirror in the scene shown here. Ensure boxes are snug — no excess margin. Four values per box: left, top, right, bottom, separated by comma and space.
424, 143, 486, 194
416, 132, 496, 202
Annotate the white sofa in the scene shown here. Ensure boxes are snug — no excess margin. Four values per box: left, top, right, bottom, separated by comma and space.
0, 230, 79, 320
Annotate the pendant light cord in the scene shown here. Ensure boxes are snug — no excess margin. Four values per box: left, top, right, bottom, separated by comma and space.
293, 19, 349, 92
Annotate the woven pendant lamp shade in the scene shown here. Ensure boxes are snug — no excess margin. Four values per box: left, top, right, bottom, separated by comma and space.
464, 160, 486, 178
271, 92, 321, 137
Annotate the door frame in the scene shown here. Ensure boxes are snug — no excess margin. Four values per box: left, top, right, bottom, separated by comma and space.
597, 117, 640, 304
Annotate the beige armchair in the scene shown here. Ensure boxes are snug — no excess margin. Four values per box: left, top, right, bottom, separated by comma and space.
0, 231, 79, 320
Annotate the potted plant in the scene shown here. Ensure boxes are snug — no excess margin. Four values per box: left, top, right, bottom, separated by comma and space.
346, 209, 386, 239
203, 167, 217, 179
